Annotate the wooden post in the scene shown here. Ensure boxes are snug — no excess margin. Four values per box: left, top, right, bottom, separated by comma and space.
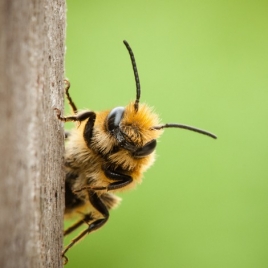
0, 0, 65, 267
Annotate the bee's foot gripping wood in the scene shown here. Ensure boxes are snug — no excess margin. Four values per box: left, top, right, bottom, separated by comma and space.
54, 108, 96, 123
54, 108, 77, 122
64, 79, 70, 92
62, 255, 69, 265
64, 79, 79, 114
62, 191, 109, 265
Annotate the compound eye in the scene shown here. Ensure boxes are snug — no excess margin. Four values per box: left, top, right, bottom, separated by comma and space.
106, 107, 125, 132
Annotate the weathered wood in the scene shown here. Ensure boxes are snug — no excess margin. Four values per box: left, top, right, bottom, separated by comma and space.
0, 0, 65, 267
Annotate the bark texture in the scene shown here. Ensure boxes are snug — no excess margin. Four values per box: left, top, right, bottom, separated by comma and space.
0, 0, 65, 267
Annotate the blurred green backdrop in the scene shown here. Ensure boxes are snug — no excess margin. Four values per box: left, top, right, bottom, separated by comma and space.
64, 1, 268, 267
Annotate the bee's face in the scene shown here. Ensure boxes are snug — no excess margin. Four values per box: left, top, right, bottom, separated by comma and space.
105, 102, 163, 158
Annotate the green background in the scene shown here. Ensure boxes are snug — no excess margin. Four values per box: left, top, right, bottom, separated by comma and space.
64, 1, 268, 267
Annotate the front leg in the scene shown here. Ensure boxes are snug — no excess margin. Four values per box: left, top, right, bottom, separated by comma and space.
74, 167, 133, 193
54, 108, 96, 123
64, 79, 78, 114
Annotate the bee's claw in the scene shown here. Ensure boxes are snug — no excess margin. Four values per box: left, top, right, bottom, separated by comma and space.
62, 254, 69, 265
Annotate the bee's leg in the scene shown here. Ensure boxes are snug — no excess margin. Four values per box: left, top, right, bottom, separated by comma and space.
54, 109, 96, 124
64, 79, 78, 114
62, 191, 109, 264
103, 168, 133, 190
75, 168, 133, 192
64, 213, 94, 236
64, 173, 93, 237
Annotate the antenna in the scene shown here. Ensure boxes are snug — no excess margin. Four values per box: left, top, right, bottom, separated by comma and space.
123, 40, 141, 112
152, 123, 217, 139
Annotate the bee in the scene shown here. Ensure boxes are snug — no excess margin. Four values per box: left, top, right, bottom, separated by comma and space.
54, 40, 217, 264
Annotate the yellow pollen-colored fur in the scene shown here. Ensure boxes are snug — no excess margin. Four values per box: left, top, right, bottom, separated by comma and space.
122, 102, 163, 143
65, 102, 164, 197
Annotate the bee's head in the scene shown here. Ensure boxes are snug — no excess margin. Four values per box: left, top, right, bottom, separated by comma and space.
106, 103, 162, 158
104, 40, 216, 158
